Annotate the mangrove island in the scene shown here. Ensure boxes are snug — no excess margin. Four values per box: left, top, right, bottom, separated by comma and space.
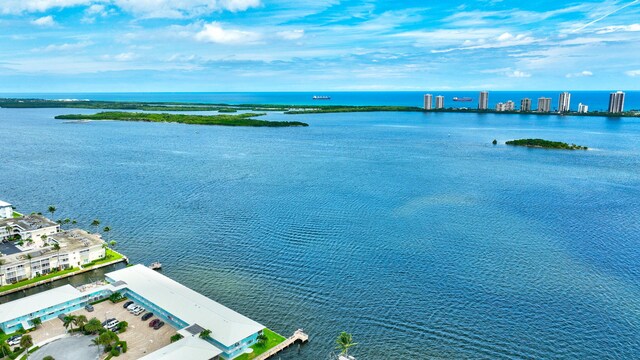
54, 112, 309, 127
505, 138, 588, 150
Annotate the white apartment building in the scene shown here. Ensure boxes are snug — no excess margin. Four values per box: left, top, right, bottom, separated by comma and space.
0, 214, 60, 245
538, 97, 551, 113
496, 102, 506, 112
558, 92, 571, 113
0, 229, 105, 285
423, 94, 433, 110
505, 100, 515, 111
435, 96, 445, 109
578, 103, 589, 114
521, 98, 532, 112
0, 201, 13, 219
478, 91, 489, 110
608, 91, 625, 113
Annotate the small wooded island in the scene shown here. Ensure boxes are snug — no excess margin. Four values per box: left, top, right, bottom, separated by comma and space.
54, 111, 309, 127
505, 138, 588, 150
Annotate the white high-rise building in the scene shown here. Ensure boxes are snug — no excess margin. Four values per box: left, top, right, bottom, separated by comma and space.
608, 91, 625, 113
520, 98, 532, 112
578, 103, 589, 114
424, 94, 433, 110
558, 92, 571, 113
435, 96, 445, 109
478, 91, 489, 110
496, 102, 506, 112
538, 97, 551, 113
505, 100, 515, 111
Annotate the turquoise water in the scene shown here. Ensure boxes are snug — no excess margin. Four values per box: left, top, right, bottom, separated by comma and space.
2, 90, 639, 111
1, 104, 640, 359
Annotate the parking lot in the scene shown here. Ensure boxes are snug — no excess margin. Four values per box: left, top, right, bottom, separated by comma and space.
73, 300, 177, 359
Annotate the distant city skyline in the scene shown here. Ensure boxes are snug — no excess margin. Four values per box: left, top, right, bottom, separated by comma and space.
0, 1, 639, 92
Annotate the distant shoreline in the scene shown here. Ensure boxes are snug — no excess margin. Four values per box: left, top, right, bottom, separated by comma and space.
1, 98, 638, 117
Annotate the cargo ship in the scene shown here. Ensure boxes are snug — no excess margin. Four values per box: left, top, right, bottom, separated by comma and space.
312, 95, 331, 100
453, 97, 473, 102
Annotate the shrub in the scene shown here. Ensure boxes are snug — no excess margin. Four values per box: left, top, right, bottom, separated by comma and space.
110, 347, 120, 357
170, 334, 184, 343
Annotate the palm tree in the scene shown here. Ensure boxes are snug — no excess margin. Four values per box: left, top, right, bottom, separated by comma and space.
257, 333, 268, 347
63, 315, 77, 331
31, 317, 42, 329
94, 331, 119, 352
335, 332, 357, 356
103, 226, 111, 240
84, 317, 103, 334
199, 329, 212, 339
1, 342, 11, 357
91, 219, 101, 234
48, 206, 56, 218
75, 315, 88, 329
109, 240, 117, 248
20, 334, 33, 349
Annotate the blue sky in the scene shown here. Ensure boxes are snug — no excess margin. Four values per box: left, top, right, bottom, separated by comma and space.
0, 0, 639, 92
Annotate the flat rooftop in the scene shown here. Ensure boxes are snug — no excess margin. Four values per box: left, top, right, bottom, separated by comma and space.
0, 214, 58, 232
139, 336, 222, 360
0, 285, 82, 324
48, 229, 104, 251
106, 265, 265, 348
0, 200, 11, 207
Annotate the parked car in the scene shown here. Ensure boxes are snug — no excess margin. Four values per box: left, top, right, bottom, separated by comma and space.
149, 319, 160, 327
126, 303, 138, 310
132, 308, 145, 316
141, 312, 154, 321
84, 304, 94, 312
123, 301, 134, 309
101, 318, 116, 327
153, 321, 165, 330
7, 335, 22, 346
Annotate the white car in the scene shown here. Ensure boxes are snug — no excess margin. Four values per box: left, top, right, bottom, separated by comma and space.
7, 335, 22, 346
106, 320, 119, 331
126, 303, 138, 310
132, 308, 145, 316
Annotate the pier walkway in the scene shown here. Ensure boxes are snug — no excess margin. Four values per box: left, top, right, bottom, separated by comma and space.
255, 329, 309, 360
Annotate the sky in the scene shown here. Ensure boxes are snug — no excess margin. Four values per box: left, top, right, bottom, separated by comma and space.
0, 0, 639, 92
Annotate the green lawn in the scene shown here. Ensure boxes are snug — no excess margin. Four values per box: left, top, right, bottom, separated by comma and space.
0, 267, 78, 294
234, 329, 287, 360
12, 212, 22, 218
82, 248, 125, 269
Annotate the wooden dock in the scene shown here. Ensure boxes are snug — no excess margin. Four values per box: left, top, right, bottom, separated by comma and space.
255, 329, 309, 360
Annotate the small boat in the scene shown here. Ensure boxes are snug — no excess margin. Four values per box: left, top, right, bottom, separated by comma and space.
312, 95, 331, 100
148, 262, 162, 270
453, 97, 473, 102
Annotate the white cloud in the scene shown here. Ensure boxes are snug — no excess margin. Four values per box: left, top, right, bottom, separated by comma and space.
101, 52, 137, 61
31, 15, 55, 26
195, 22, 262, 44
1, 0, 260, 17
36, 41, 93, 52
277, 29, 304, 40
506, 70, 531, 78
566, 70, 593, 78
595, 24, 640, 34
626, 70, 640, 77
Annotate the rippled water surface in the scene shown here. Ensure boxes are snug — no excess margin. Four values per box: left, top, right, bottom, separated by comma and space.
1, 107, 640, 359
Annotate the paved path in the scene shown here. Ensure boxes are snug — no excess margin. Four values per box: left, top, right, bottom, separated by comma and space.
29, 335, 101, 360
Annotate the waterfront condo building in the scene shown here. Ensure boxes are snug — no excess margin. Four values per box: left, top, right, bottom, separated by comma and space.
478, 91, 489, 110
520, 98, 532, 112
0, 214, 60, 243
435, 95, 445, 109
558, 92, 571, 113
608, 91, 626, 113
0, 229, 105, 285
578, 103, 589, 114
0, 200, 12, 219
538, 97, 552, 113
423, 94, 433, 110
505, 100, 515, 111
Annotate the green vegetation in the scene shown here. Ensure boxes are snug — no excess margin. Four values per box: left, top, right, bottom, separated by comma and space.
199, 329, 212, 339
0, 267, 77, 294
55, 112, 308, 127
82, 248, 125, 269
12, 212, 21, 218
505, 138, 588, 150
234, 329, 286, 360
336, 332, 357, 357
109, 292, 124, 303
170, 334, 184, 343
